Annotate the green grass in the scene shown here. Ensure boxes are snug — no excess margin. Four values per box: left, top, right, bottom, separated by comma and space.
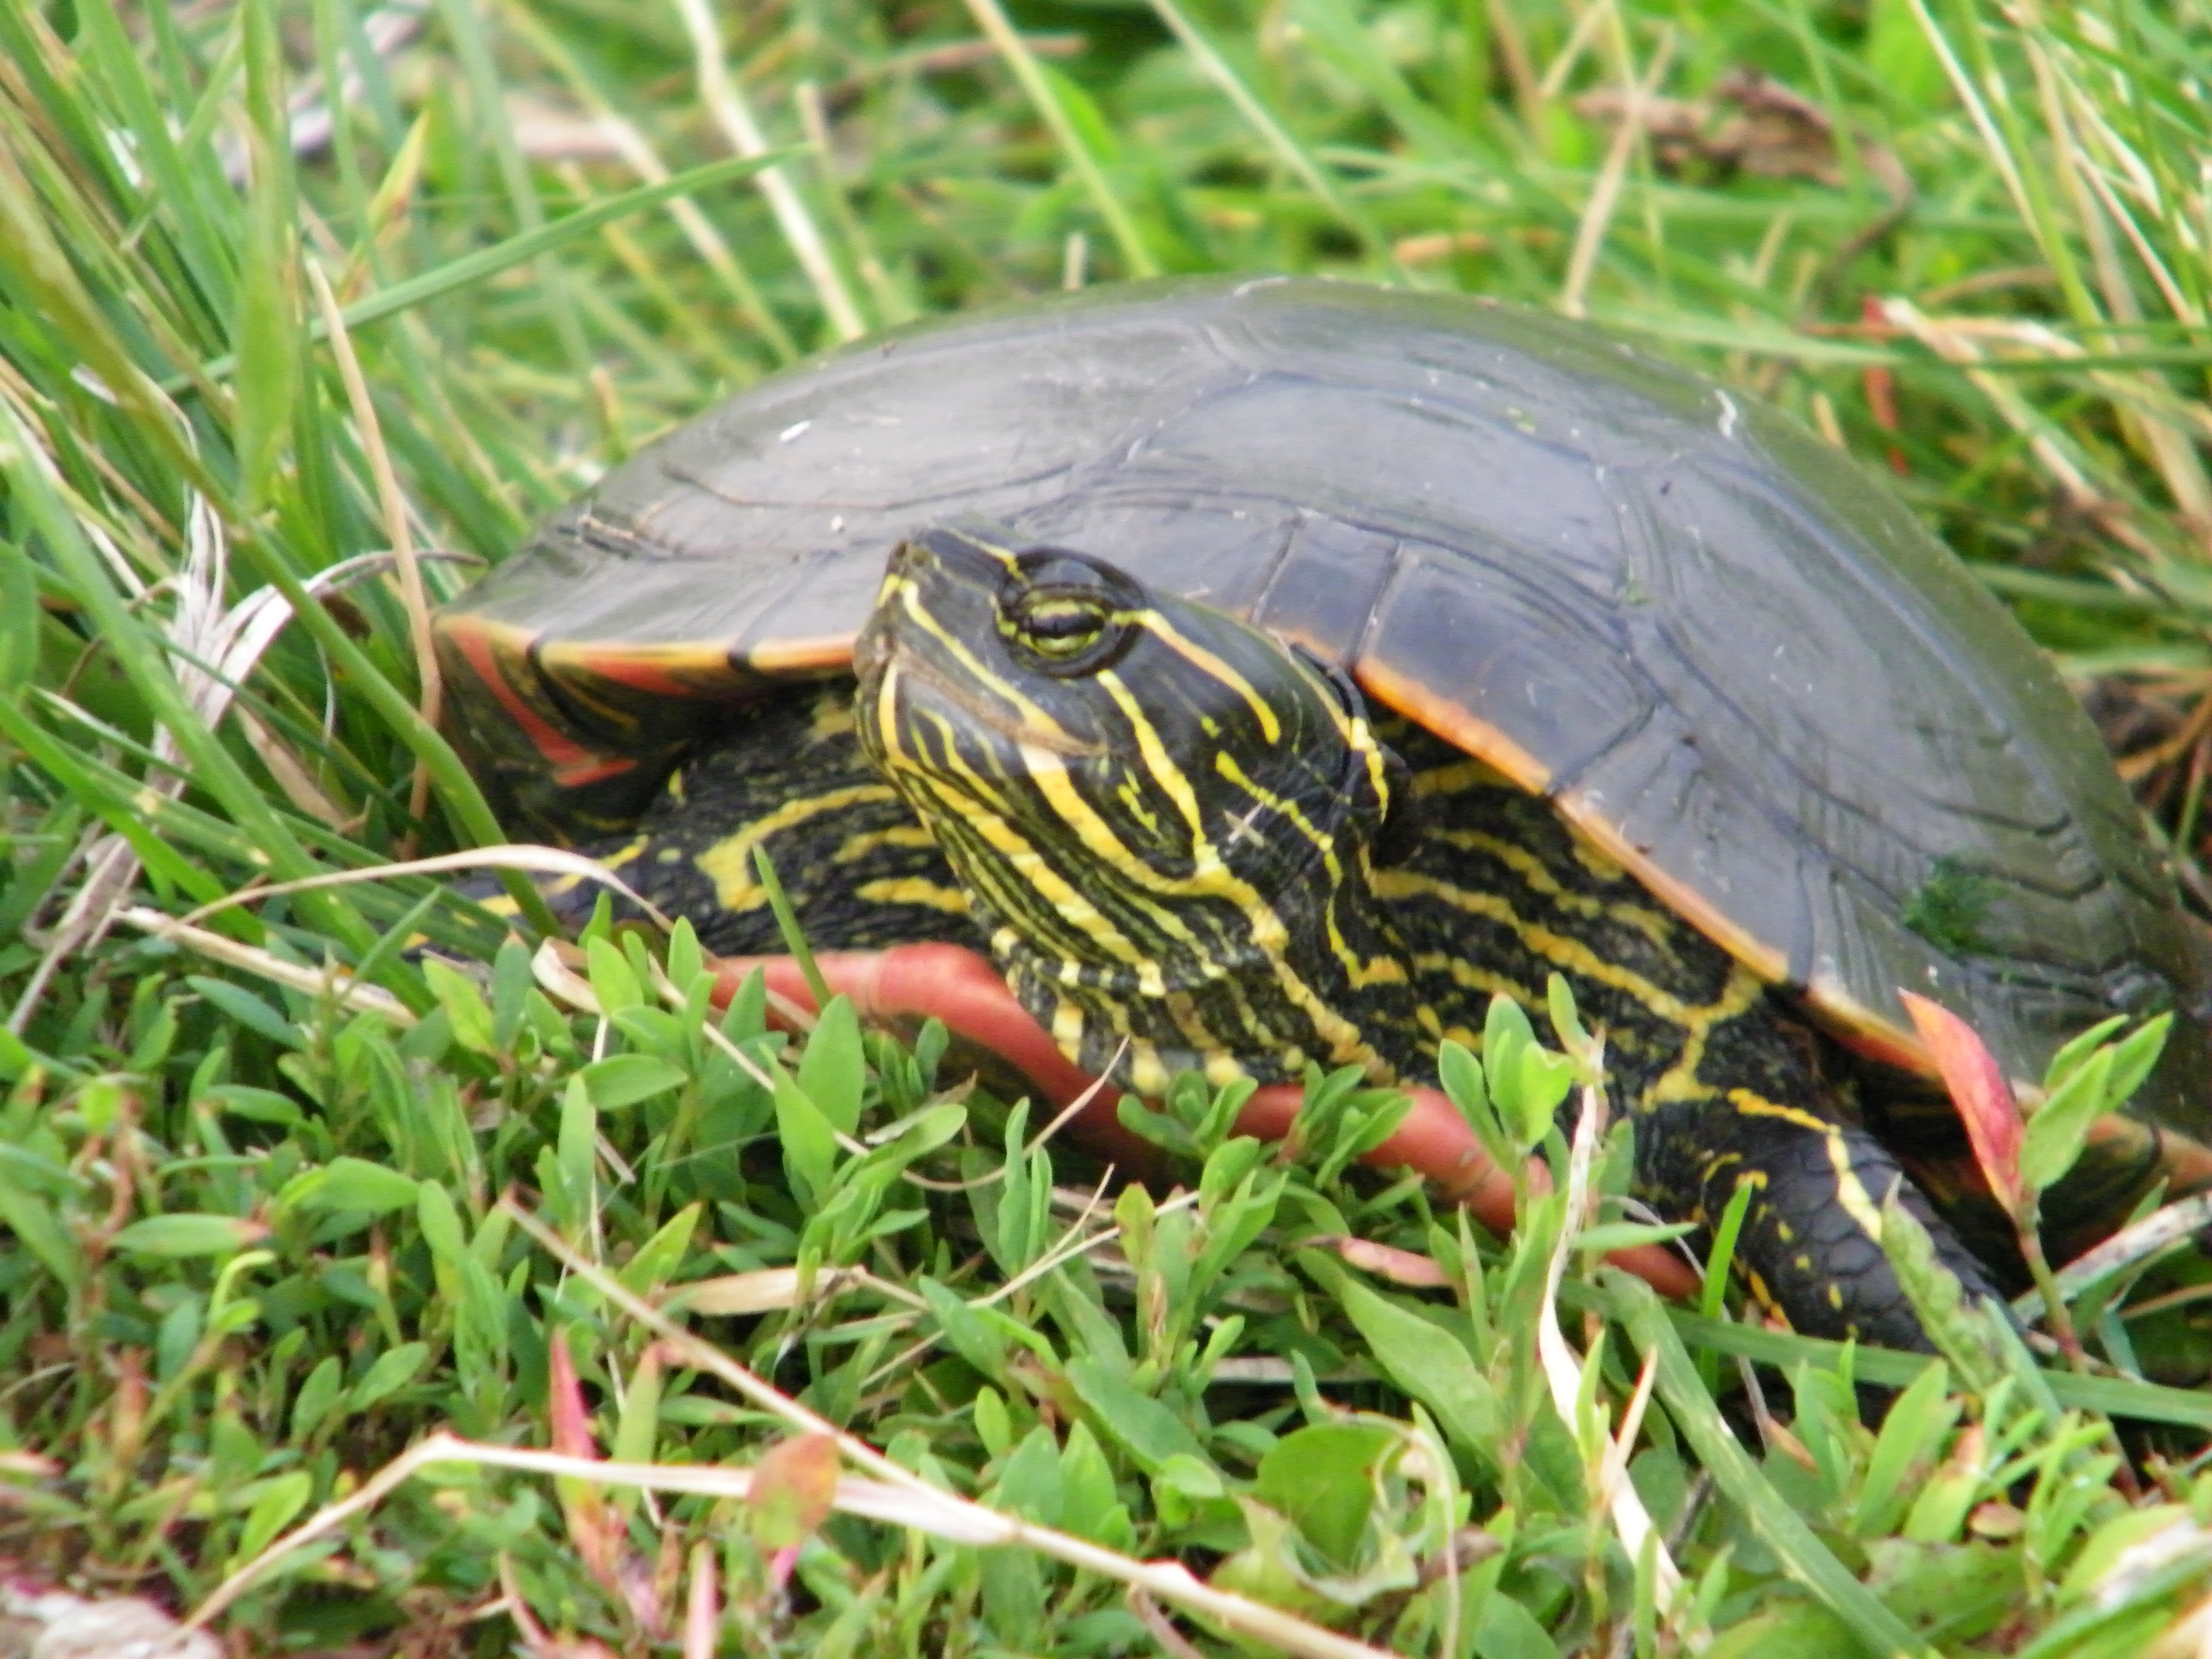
5, 0, 2212, 1652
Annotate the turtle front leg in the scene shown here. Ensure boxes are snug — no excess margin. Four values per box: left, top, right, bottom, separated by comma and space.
714, 945, 1697, 1299
1653, 1095, 2007, 1350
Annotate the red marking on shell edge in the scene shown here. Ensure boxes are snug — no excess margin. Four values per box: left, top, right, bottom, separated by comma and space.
553, 756, 638, 788
1358, 659, 1552, 796
541, 641, 747, 699
1367, 651, 1947, 1081
1357, 659, 1814, 1005
1820, 1019, 1934, 1076
444, 618, 600, 771
747, 632, 860, 675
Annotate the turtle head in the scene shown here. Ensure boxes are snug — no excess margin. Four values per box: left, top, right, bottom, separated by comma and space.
853, 523, 1415, 1094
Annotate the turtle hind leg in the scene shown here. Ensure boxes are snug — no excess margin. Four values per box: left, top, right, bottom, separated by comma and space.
1671, 1094, 2008, 1351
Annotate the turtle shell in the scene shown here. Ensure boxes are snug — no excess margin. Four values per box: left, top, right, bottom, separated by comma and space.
435, 275, 2212, 1130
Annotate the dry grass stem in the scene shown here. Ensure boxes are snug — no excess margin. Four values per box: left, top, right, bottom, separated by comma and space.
307, 264, 440, 829
1561, 21, 1677, 318
448, 1207, 1395, 1658
187, 1426, 1402, 1657
1537, 1074, 1684, 1606
175, 845, 672, 931
668, 0, 865, 340
114, 904, 417, 1024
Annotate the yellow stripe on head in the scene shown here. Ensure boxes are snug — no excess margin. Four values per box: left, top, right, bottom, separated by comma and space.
853, 524, 1424, 1093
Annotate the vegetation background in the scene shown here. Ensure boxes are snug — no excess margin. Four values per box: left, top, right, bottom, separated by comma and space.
5, 0, 2212, 1652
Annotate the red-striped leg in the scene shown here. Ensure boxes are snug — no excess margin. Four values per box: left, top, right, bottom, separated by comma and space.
711, 942, 1700, 1299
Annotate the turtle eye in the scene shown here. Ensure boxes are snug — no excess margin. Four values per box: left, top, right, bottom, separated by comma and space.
1001, 549, 1143, 675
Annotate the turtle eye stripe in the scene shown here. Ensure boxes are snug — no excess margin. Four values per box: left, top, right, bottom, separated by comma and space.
997, 591, 1145, 676
1022, 599, 1099, 629
1010, 597, 1108, 647
1000, 594, 1143, 627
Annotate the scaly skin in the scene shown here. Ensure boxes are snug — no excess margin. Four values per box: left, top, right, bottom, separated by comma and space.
534, 651, 1997, 1349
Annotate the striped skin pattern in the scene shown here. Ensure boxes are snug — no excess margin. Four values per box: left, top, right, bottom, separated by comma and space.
566, 528, 2008, 1347
566, 688, 984, 957
848, 528, 2000, 1349
1384, 737, 2006, 1343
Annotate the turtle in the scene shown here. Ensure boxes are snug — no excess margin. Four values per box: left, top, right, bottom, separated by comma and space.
435, 275, 2212, 1350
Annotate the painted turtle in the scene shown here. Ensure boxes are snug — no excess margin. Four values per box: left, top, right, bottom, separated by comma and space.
436, 277, 2212, 1348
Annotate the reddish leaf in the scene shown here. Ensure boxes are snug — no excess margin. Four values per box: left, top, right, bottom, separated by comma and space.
683, 1543, 720, 1659
768, 1544, 801, 1590
1902, 991, 2023, 1214
748, 1432, 840, 1556
546, 1332, 620, 1589
1861, 296, 1908, 475
1762, 1416, 1820, 1475
548, 1332, 600, 1461
615, 1550, 666, 1638
1308, 1233, 1452, 1288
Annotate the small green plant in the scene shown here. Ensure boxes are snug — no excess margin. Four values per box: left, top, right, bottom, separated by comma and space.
1906, 990, 2173, 1364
